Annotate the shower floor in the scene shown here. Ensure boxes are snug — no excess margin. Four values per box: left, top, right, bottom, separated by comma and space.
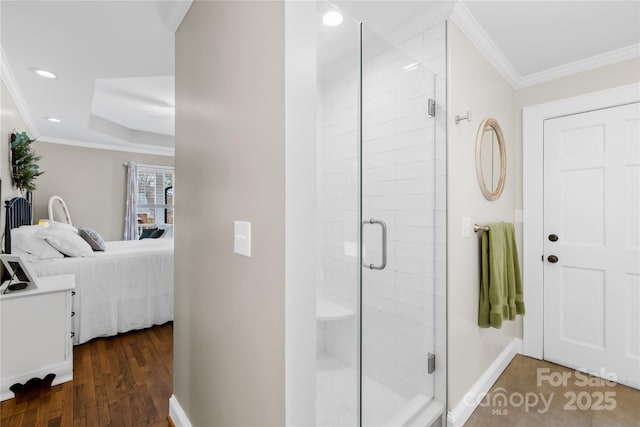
316, 354, 410, 427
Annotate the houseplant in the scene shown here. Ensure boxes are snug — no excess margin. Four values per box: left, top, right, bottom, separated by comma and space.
10, 131, 44, 193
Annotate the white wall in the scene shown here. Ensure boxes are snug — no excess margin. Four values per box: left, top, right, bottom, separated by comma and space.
0, 80, 28, 233
446, 22, 520, 411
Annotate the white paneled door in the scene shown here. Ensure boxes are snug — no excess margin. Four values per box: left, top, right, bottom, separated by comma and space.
543, 102, 640, 389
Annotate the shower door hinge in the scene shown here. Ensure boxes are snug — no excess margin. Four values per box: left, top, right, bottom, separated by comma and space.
427, 353, 436, 374
428, 98, 436, 117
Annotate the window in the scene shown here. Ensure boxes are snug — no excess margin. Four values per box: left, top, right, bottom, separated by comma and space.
135, 165, 174, 237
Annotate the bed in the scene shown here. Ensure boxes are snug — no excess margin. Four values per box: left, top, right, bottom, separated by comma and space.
4, 197, 174, 345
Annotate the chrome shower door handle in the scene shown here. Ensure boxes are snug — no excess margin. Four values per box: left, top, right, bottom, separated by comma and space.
363, 218, 387, 270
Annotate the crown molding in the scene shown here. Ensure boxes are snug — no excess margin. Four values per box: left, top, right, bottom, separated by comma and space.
449, 1, 520, 88
159, 0, 193, 33
0, 47, 41, 138
517, 43, 640, 88
2, 48, 174, 157
449, 1, 640, 90
88, 113, 175, 148
37, 136, 175, 157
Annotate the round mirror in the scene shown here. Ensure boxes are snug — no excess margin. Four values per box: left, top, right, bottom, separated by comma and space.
475, 118, 506, 201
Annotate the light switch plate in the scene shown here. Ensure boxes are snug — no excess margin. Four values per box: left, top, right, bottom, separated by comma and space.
234, 221, 251, 257
462, 217, 471, 238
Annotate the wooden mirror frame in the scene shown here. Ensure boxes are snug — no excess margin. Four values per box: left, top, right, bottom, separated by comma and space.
475, 118, 506, 201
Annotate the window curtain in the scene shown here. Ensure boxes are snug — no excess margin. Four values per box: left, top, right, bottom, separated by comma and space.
124, 162, 138, 240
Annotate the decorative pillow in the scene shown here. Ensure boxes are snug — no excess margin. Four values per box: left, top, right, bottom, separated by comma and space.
157, 224, 173, 238
12, 225, 64, 260
38, 227, 94, 257
78, 227, 106, 251
139, 228, 158, 239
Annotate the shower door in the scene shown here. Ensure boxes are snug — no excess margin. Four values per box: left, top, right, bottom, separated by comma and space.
314, 4, 444, 424
360, 26, 438, 426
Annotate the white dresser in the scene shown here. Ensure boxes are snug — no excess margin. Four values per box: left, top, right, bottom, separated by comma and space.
0, 274, 75, 401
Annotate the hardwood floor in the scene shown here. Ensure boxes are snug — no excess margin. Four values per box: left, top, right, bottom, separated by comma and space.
0, 322, 173, 427
465, 354, 640, 427
7, 327, 637, 426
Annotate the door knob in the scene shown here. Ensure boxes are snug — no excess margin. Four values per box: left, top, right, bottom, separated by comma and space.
547, 255, 559, 263
548, 234, 559, 242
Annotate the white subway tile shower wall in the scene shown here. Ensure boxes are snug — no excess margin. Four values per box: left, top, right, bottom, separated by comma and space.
317, 21, 446, 407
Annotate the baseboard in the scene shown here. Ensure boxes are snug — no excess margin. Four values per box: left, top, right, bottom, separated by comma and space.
446, 338, 522, 427
169, 395, 193, 427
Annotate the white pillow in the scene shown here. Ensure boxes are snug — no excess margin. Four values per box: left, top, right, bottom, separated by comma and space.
38, 227, 94, 258
47, 220, 78, 233
12, 225, 64, 260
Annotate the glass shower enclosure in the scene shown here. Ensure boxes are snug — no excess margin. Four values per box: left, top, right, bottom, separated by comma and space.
311, 2, 447, 425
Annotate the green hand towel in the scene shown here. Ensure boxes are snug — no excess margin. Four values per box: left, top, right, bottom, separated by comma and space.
479, 222, 525, 329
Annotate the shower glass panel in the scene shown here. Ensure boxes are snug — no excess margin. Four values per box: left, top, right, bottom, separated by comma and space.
315, 4, 361, 426
314, 2, 444, 425
361, 27, 438, 426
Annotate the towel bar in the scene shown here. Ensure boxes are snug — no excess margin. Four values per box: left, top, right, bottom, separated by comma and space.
474, 224, 489, 232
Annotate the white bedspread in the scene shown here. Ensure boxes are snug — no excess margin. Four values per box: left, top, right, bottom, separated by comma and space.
28, 239, 173, 345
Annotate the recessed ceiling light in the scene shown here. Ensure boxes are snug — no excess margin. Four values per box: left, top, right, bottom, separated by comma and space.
46, 117, 62, 123
32, 68, 57, 79
323, 10, 343, 27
